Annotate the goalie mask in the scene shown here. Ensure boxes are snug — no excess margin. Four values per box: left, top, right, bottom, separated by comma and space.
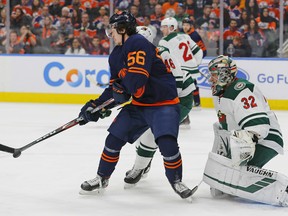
136, 26, 154, 43
208, 55, 237, 96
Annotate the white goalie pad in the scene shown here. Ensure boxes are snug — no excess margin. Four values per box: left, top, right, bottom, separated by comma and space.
203, 152, 288, 206
212, 122, 231, 156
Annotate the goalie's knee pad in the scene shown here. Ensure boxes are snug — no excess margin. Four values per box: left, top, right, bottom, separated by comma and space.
203, 152, 288, 206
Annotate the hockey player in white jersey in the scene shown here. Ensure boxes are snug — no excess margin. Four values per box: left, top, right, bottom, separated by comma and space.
203, 55, 288, 206
124, 23, 203, 187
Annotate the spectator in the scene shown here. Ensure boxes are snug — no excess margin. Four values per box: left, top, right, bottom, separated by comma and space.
93, 6, 108, 29
10, 6, 32, 32
78, 29, 91, 52
95, 14, 109, 40
129, 4, 144, 25
195, 4, 214, 30
2, 30, 25, 54
244, 18, 266, 56
31, 0, 43, 18
71, 8, 81, 28
162, 0, 179, 16
193, 0, 213, 19
245, 0, 259, 19
32, 5, 53, 30
13, 0, 33, 17
238, 9, 250, 32
51, 32, 68, 54
37, 16, 54, 53
256, 7, 279, 56
19, 25, 37, 53
150, 4, 165, 44
143, 0, 158, 17
227, 0, 242, 20
49, 0, 63, 18
57, 16, 74, 42
184, 0, 197, 17
224, 36, 252, 57
74, 12, 96, 38
65, 37, 87, 54
89, 36, 105, 55
223, 19, 243, 40
174, 3, 189, 30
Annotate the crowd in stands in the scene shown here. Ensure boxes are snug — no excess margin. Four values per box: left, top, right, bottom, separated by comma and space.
0, 0, 287, 57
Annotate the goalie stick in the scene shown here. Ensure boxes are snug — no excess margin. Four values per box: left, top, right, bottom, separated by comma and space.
0, 98, 115, 158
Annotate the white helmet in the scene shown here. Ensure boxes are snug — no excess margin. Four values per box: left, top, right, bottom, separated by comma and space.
161, 17, 178, 32
136, 26, 154, 43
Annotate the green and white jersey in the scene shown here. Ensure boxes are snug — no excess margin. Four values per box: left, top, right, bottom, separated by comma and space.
159, 32, 203, 79
213, 78, 283, 154
157, 45, 195, 97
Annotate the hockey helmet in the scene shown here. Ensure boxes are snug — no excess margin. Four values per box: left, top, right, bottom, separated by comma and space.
161, 17, 178, 32
106, 11, 137, 37
136, 26, 154, 43
208, 55, 237, 96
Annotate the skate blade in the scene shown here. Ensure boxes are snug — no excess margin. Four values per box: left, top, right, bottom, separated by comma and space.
124, 183, 137, 189
184, 185, 199, 203
79, 188, 105, 195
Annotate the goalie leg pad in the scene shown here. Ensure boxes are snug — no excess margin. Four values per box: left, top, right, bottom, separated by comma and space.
203, 152, 288, 206
212, 122, 231, 157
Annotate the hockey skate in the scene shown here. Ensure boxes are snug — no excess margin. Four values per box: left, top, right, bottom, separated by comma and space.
179, 116, 190, 129
171, 181, 195, 200
124, 162, 151, 189
79, 174, 109, 195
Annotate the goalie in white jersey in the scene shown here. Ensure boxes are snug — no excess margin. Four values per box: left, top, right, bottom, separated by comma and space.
203, 55, 287, 206
124, 22, 203, 187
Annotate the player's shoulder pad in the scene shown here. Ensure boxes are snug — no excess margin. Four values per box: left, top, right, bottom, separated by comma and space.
224, 78, 255, 100
157, 45, 170, 55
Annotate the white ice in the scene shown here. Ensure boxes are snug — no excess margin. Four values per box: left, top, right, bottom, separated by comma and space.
0, 102, 287, 216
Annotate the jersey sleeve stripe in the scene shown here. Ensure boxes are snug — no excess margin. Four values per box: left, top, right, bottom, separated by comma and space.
238, 112, 268, 127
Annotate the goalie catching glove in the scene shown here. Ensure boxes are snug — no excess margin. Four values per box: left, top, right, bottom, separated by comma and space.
230, 130, 259, 166
78, 100, 112, 125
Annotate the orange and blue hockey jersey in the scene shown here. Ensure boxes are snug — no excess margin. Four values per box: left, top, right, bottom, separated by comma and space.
97, 34, 179, 107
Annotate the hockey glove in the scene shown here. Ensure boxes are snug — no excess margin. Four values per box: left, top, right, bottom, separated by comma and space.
78, 100, 101, 125
230, 130, 258, 166
112, 79, 131, 104
99, 109, 112, 119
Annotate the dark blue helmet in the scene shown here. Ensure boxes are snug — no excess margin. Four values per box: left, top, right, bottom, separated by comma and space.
109, 11, 137, 36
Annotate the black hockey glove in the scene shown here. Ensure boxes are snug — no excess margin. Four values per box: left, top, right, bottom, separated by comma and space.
112, 79, 131, 104
78, 100, 101, 125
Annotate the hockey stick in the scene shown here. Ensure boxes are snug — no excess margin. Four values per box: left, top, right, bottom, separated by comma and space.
0, 98, 115, 158
86, 74, 109, 87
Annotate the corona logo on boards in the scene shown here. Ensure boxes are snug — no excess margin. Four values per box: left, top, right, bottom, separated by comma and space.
197, 64, 250, 89
43, 61, 110, 88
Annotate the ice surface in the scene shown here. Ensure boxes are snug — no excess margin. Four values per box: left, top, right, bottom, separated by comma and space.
0, 103, 287, 216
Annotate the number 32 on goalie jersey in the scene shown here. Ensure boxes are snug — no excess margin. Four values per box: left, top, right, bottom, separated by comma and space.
241, 96, 258, 109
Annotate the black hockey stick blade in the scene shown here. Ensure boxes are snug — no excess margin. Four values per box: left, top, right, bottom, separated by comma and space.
0, 143, 15, 154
